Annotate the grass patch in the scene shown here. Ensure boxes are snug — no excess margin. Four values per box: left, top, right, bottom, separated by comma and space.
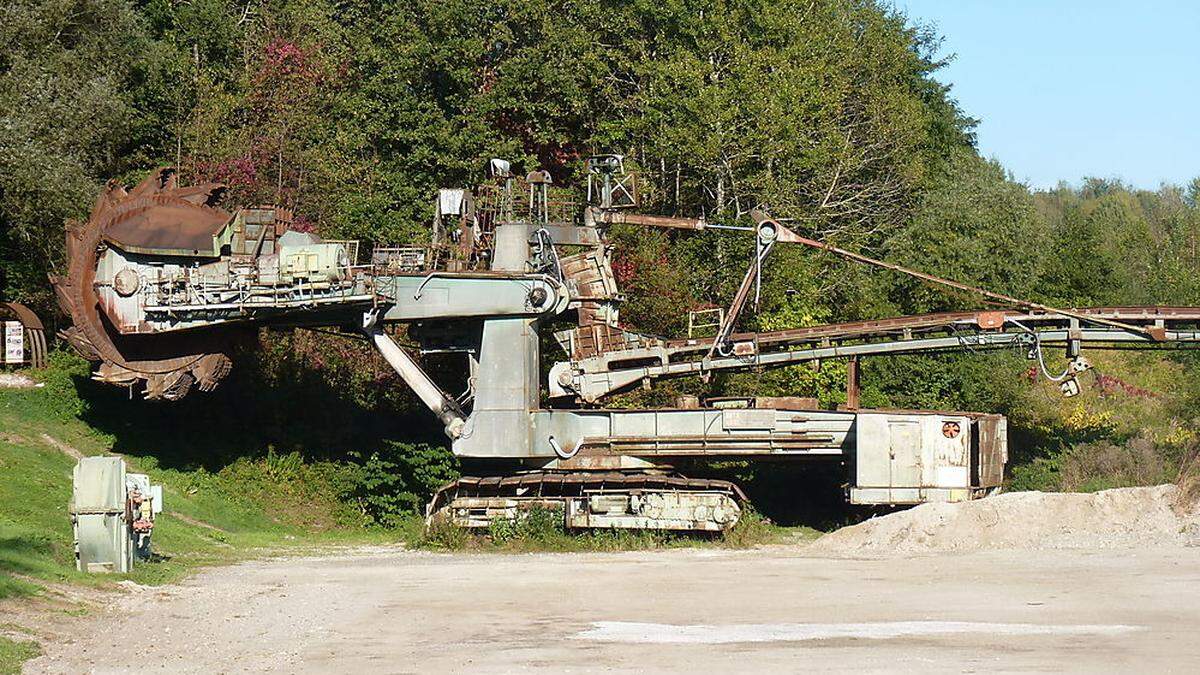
0, 573, 42, 601
0, 379, 400, 601
720, 507, 809, 547
0, 636, 40, 675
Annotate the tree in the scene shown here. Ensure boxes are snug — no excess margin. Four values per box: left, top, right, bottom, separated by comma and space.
0, 0, 153, 316
881, 148, 1046, 314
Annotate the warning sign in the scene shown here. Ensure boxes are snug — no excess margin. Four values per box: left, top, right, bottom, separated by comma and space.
5, 321, 23, 364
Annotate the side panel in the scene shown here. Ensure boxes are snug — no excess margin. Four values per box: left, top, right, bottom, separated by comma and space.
889, 420, 923, 489
454, 317, 540, 457
503, 408, 857, 460
452, 223, 545, 458
924, 416, 970, 489
71, 457, 131, 573
974, 415, 1008, 488
853, 414, 892, 489
851, 411, 979, 505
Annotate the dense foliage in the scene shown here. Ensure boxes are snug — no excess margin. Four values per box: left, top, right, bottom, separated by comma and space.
3, 0, 1199, 520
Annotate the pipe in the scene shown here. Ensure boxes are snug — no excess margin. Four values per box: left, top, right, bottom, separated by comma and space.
549, 435, 578, 460
367, 323, 466, 439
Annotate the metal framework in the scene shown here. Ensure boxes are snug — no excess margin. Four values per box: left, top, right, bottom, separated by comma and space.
550, 308, 1200, 402
53, 160, 1200, 530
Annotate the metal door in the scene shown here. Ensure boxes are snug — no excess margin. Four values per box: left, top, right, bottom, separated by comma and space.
888, 420, 923, 489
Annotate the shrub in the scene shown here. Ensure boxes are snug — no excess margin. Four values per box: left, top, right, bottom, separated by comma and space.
1175, 441, 1200, 510
421, 515, 470, 549
31, 349, 93, 419
1008, 456, 1062, 492
485, 506, 565, 545
342, 442, 459, 527
1011, 434, 1179, 493
719, 507, 780, 548
1059, 436, 1171, 492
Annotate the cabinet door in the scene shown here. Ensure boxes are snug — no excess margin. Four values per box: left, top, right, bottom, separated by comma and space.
888, 420, 923, 489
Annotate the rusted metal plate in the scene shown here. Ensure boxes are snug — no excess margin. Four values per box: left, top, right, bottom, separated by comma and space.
1, 301, 43, 330
974, 415, 1007, 488
50, 168, 238, 399
103, 204, 230, 256
754, 396, 819, 410
731, 341, 757, 356
562, 324, 659, 359
976, 311, 1006, 329
0, 302, 47, 368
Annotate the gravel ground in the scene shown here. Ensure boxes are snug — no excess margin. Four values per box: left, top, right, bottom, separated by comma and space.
0, 372, 39, 388
23, 542, 1200, 673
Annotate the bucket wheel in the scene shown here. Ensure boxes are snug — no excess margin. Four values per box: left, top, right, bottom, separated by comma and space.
50, 168, 237, 400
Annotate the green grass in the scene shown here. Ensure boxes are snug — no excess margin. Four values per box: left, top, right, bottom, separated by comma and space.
0, 636, 41, 675
0, 384, 399, 600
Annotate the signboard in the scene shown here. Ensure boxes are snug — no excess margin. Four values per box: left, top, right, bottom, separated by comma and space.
5, 321, 23, 364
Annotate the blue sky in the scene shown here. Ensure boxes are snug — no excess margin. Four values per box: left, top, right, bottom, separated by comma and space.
892, 1, 1200, 190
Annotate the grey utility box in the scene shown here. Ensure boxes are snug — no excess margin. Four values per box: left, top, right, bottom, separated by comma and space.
70, 457, 162, 573
850, 411, 1007, 505
71, 456, 132, 573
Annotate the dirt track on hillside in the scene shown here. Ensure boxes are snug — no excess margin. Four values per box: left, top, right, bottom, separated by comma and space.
24, 540, 1200, 673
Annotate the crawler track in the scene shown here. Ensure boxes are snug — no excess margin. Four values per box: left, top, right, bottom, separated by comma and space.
429, 471, 747, 532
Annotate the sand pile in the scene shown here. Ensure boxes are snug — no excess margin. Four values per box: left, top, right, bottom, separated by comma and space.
812, 485, 1200, 554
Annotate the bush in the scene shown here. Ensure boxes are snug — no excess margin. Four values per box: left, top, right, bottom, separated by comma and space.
719, 507, 781, 548
1008, 456, 1061, 492
198, 450, 365, 529
421, 515, 470, 549
486, 506, 565, 545
1059, 436, 1172, 492
31, 349, 93, 420
1010, 434, 1181, 493
342, 442, 459, 527
1175, 442, 1200, 510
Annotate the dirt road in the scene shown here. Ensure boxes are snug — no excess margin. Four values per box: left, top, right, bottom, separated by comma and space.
25, 544, 1200, 673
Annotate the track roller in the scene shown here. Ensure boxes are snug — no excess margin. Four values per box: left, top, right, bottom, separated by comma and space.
428, 472, 746, 533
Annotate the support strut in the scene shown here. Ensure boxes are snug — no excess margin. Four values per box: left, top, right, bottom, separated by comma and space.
365, 313, 466, 438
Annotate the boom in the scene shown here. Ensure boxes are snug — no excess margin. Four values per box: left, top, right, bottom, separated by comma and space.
550, 307, 1200, 403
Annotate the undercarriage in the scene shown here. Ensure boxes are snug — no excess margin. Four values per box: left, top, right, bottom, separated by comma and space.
429, 472, 745, 532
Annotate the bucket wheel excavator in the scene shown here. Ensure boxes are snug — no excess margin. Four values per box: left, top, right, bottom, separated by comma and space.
52, 159, 1200, 532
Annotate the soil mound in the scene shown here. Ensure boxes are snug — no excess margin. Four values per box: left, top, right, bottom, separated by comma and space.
812, 485, 1200, 554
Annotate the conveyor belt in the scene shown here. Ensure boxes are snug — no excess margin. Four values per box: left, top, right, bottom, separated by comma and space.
552, 306, 1200, 402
